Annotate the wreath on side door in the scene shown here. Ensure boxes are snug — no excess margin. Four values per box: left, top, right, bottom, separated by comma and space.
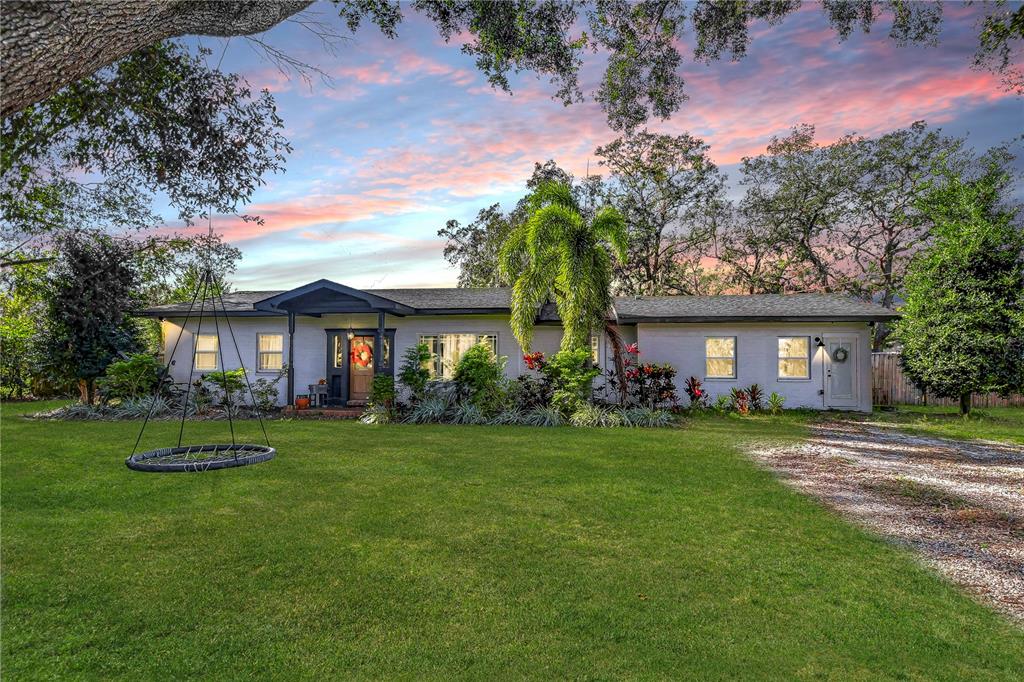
832, 347, 849, 363
350, 341, 373, 368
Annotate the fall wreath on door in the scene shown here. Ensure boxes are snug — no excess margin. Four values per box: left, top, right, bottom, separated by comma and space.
350, 340, 373, 368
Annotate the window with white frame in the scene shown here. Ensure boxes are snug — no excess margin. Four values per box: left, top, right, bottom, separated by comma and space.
257, 333, 284, 371
419, 333, 497, 379
777, 336, 810, 379
194, 334, 218, 371
590, 333, 600, 365
705, 336, 736, 379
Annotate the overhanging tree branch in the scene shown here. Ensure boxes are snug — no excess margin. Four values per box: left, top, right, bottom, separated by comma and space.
1, 0, 313, 117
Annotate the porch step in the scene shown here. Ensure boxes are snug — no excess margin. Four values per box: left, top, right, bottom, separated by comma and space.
283, 406, 364, 419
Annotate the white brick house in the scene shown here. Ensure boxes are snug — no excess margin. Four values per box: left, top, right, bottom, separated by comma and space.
144, 280, 897, 412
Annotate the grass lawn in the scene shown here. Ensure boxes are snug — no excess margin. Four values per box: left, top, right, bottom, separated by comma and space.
3, 400, 1023, 679
865, 406, 1024, 445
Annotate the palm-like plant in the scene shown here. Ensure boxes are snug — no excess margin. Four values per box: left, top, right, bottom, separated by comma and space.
499, 181, 627, 353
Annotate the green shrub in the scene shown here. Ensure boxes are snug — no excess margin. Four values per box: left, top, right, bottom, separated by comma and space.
453, 342, 506, 410
203, 368, 246, 406
97, 354, 163, 401
540, 348, 599, 415
250, 374, 282, 412
399, 343, 432, 398
369, 374, 396, 409
767, 392, 785, 414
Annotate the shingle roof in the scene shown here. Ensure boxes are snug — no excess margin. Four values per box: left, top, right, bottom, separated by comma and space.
610, 293, 899, 321
143, 287, 897, 321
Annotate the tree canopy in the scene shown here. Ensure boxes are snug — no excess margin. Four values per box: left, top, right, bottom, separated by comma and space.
4, 1, 1020, 128
895, 161, 1024, 414
1, 41, 290, 254
596, 130, 726, 295
39, 232, 147, 404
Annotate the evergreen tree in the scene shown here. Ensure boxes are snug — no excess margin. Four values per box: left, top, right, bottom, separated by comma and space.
896, 163, 1024, 415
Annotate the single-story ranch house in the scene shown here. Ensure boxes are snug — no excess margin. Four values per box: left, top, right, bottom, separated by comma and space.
144, 279, 899, 412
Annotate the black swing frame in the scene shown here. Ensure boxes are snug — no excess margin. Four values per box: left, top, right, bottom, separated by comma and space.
126, 266, 275, 472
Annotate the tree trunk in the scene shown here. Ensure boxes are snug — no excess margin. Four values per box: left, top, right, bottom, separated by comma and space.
1, 0, 312, 117
959, 392, 971, 416
604, 322, 628, 403
77, 378, 96, 405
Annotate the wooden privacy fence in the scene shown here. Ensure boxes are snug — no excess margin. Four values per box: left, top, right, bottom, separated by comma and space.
872, 352, 1024, 408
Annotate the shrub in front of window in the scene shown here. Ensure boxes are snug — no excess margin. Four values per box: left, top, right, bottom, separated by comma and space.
187, 378, 214, 416
250, 367, 286, 413
453, 342, 507, 412
767, 392, 785, 414
398, 343, 432, 400
203, 368, 246, 410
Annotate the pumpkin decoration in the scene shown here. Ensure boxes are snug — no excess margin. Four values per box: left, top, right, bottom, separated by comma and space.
350, 340, 373, 368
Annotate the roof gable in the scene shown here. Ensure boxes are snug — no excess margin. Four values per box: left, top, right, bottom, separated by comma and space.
254, 279, 415, 315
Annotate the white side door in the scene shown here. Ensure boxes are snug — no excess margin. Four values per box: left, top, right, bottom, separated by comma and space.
824, 335, 859, 409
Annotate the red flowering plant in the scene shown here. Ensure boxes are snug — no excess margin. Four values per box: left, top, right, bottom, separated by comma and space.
522, 351, 546, 371
684, 376, 708, 409
605, 344, 678, 409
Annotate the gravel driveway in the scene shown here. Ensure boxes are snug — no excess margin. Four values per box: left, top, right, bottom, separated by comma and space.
749, 420, 1024, 622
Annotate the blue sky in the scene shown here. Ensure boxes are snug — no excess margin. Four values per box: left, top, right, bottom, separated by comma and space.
177, 1, 1022, 291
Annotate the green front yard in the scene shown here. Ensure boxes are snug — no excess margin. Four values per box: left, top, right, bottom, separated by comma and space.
3, 401, 1023, 679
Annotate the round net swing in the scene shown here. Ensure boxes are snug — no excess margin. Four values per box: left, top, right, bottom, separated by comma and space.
127, 259, 275, 473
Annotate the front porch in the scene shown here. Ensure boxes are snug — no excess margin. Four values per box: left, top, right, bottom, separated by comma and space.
254, 280, 411, 408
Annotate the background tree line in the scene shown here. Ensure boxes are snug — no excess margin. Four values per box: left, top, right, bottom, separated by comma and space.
439, 120, 1020, 350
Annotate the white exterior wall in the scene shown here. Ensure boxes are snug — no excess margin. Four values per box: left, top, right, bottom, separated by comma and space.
636, 321, 874, 411
161, 314, 573, 405
161, 315, 871, 410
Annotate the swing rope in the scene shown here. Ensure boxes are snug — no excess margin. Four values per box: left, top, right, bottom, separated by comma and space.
127, 213, 274, 471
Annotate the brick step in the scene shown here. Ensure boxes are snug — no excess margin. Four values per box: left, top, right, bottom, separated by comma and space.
282, 406, 364, 419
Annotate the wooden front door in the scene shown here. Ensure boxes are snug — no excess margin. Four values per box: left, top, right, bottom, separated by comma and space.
348, 335, 375, 404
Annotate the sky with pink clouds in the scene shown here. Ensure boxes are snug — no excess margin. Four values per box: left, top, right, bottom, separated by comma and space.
178, 1, 1022, 291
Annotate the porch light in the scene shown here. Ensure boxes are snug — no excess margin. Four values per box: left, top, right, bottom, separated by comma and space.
814, 337, 825, 348
346, 325, 354, 341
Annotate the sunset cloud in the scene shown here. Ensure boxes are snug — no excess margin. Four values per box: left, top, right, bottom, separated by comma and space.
187, 3, 1021, 290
